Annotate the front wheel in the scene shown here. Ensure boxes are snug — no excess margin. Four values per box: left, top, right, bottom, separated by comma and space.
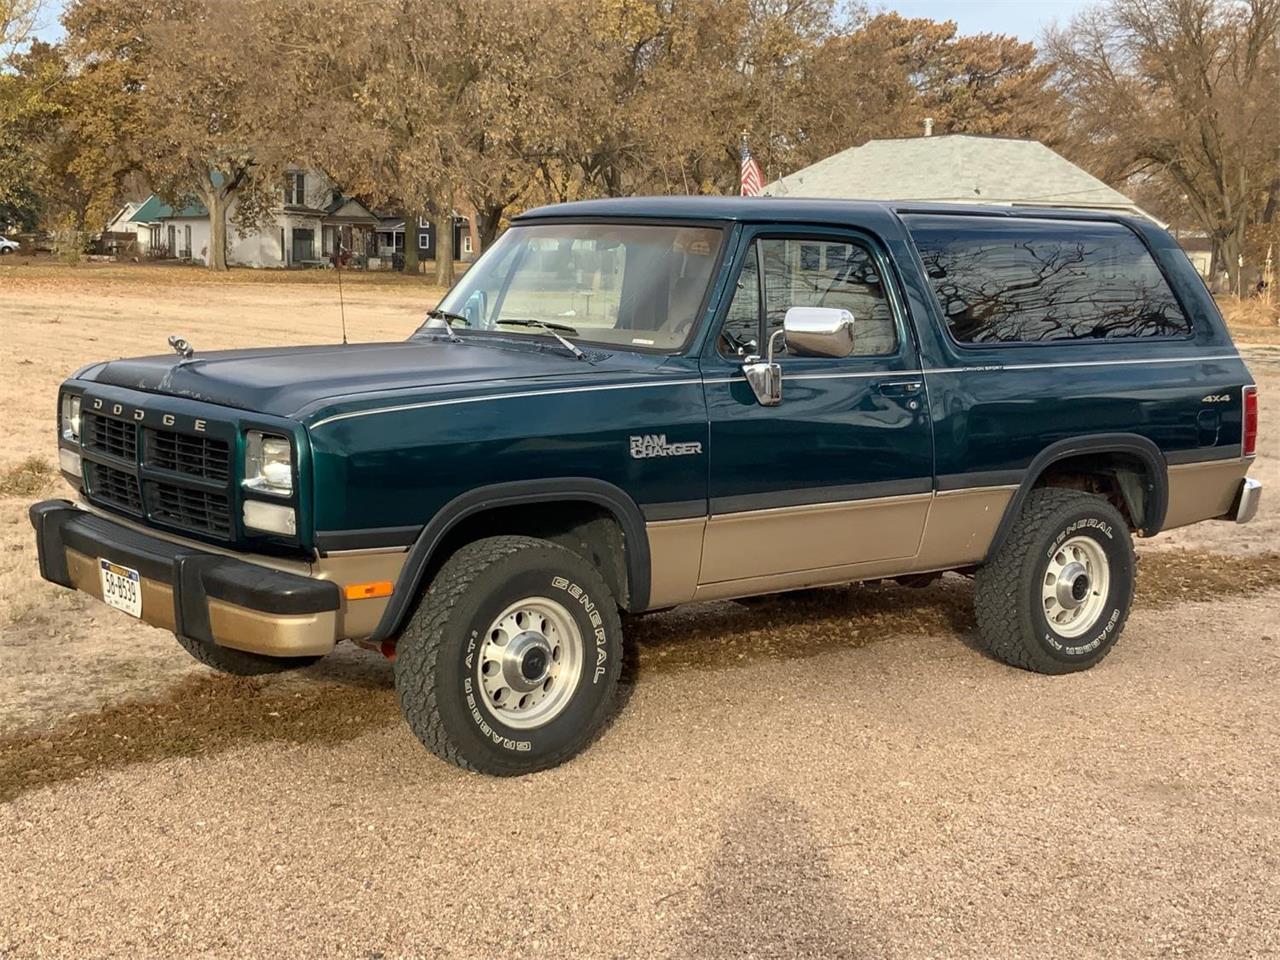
394, 535, 623, 775
974, 488, 1135, 675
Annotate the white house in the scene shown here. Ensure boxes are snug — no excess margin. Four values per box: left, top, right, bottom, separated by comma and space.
129, 168, 379, 268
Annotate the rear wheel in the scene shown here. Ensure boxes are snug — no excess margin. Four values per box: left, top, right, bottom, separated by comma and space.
394, 535, 623, 775
174, 632, 321, 676
974, 488, 1135, 674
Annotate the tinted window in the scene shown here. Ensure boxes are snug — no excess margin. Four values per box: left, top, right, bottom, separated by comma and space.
905, 216, 1191, 344
718, 237, 897, 358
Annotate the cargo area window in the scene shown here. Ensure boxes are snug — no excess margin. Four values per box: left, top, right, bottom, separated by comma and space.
718, 237, 897, 358
904, 215, 1192, 344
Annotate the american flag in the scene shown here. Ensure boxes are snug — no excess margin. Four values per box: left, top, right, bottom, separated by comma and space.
740, 136, 764, 197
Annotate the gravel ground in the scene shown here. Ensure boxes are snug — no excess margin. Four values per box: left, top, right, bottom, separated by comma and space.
3, 589, 1279, 959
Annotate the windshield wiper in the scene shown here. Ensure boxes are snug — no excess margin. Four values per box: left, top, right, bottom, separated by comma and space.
427, 308, 469, 326
494, 318, 589, 361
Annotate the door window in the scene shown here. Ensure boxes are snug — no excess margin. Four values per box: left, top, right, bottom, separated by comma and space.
718, 237, 897, 358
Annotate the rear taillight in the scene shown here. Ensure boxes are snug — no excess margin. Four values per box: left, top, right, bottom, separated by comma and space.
1243, 385, 1258, 458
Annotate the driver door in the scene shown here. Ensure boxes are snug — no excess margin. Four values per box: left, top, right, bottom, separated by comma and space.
698, 227, 934, 591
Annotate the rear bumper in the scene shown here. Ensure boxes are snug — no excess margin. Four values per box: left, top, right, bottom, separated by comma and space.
1227, 477, 1262, 524
30, 499, 341, 657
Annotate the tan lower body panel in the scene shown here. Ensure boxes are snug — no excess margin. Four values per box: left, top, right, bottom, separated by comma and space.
646, 485, 1016, 606
699, 493, 932, 584
645, 517, 706, 607
1163, 459, 1250, 530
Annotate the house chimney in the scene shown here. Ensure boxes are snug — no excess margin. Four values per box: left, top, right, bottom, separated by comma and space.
923, 117, 934, 137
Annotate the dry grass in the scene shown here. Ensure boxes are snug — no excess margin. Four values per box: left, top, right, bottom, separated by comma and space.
0, 257, 466, 288
3, 548, 1278, 804
0, 456, 54, 497
1219, 294, 1280, 344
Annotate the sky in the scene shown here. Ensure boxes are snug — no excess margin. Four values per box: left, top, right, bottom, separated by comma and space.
31, 0, 1095, 46
877, 0, 1095, 40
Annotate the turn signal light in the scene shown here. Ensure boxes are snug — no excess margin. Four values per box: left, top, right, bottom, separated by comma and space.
1243, 385, 1258, 458
345, 581, 394, 601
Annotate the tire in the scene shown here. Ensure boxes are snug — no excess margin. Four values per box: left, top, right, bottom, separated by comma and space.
974, 488, 1135, 675
174, 632, 321, 676
394, 535, 623, 775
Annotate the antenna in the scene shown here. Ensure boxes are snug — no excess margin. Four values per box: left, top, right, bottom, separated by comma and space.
335, 242, 348, 345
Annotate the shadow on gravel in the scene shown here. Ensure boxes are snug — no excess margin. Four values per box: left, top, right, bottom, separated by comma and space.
663, 794, 869, 959
3, 549, 1278, 804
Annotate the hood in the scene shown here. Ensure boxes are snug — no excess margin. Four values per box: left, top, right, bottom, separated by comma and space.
76, 338, 660, 419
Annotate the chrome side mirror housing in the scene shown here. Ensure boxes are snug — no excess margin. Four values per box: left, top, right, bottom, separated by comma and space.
783, 306, 855, 358
742, 329, 785, 406
740, 307, 856, 406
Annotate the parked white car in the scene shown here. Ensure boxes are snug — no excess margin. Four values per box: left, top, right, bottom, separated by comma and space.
0, 237, 21, 255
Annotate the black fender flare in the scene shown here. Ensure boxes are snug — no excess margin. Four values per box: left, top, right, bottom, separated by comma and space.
984, 433, 1169, 563
370, 478, 651, 642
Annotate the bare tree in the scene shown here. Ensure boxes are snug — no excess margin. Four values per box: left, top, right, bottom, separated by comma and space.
1048, 0, 1280, 286
1, 0, 42, 57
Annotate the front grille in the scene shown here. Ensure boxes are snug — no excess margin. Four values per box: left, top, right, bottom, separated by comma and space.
146, 482, 232, 538
83, 413, 138, 461
147, 429, 230, 482
86, 462, 143, 515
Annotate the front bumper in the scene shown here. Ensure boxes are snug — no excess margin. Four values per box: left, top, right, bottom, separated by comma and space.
1229, 477, 1262, 524
30, 499, 341, 657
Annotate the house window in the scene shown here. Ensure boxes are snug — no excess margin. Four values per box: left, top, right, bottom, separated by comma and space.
418, 216, 430, 229
462, 234, 474, 255
283, 172, 305, 206
418, 232, 429, 250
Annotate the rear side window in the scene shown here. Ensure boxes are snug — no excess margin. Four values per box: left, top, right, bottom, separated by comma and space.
904, 215, 1191, 344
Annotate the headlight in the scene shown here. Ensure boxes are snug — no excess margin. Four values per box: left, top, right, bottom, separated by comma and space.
60, 394, 81, 442
243, 430, 293, 497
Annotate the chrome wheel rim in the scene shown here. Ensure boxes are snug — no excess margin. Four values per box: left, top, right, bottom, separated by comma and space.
1042, 536, 1110, 639
476, 597, 582, 730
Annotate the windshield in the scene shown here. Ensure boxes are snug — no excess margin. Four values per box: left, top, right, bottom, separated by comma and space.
428, 222, 725, 352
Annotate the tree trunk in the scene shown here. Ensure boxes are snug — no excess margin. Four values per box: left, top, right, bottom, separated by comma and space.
477, 203, 504, 250
402, 210, 421, 275
205, 189, 229, 272
434, 209, 455, 286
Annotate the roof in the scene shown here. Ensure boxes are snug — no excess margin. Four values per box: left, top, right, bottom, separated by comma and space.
515, 195, 1146, 227
129, 193, 208, 222
323, 196, 377, 223
762, 135, 1147, 215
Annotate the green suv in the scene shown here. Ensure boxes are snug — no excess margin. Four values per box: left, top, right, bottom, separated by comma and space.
32, 198, 1262, 774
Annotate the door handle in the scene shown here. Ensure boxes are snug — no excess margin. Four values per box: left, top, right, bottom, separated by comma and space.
876, 379, 923, 397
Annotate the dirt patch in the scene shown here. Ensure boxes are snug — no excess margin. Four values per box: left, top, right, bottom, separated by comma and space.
0, 672, 399, 804
4, 548, 1278, 805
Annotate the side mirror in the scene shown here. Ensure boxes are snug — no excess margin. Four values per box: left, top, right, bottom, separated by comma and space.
783, 306, 855, 358
742, 329, 785, 407
463, 290, 488, 326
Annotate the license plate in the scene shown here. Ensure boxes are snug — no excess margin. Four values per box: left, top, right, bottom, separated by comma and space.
98, 559, 142, 618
